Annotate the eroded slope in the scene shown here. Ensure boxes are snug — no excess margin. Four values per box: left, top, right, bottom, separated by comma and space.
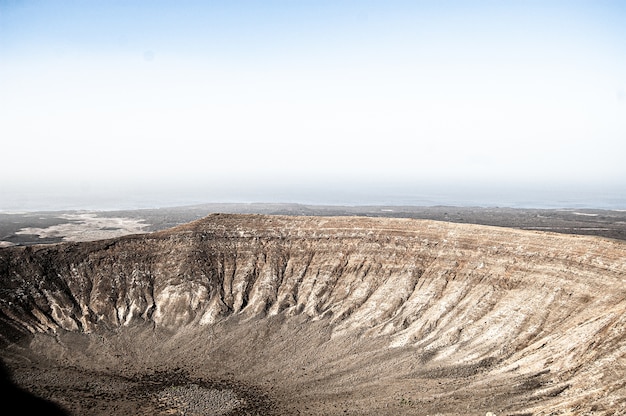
1, 214, 626, 415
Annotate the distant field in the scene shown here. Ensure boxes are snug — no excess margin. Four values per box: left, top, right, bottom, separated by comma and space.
2, 203, 626, 247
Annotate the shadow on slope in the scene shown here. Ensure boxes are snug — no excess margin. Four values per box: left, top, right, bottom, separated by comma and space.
0, 359, 69, 415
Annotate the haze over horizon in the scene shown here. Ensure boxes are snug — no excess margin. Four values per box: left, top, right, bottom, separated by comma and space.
1, 1, 625, 211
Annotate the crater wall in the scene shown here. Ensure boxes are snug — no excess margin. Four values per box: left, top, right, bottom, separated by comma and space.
1, 214, 626, 415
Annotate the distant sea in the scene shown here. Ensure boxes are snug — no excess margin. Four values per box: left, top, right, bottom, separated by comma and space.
2, 183, 625, 212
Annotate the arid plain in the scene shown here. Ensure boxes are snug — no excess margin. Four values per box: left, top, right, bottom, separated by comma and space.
1, 205, 626, 415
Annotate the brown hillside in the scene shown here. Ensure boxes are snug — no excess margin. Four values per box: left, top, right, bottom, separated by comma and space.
1, 214, 625, 415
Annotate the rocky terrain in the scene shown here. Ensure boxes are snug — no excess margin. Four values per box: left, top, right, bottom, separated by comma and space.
1, 213, 626, 415
3, 203, 626, 247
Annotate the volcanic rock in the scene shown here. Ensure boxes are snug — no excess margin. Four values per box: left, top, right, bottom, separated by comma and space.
1, 214, 625, 415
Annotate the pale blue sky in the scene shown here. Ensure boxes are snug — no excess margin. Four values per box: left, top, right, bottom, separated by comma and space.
1, 1, 625, 209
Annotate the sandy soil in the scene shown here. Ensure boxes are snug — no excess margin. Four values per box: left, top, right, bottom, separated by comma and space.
15, 213, 149, 242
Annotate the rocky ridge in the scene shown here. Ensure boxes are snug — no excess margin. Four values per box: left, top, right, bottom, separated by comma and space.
1, 214, 626, 415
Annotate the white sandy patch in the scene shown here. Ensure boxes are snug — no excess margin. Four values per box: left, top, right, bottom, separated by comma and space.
573, 212, 599, 217
0, 241, 16, 248
16, 213, 150, 242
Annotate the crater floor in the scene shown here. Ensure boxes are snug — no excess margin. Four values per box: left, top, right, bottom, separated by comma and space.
1, 214, 626, 415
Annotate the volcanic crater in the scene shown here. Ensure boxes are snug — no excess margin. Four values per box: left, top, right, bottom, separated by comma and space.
1, 214, 626, 415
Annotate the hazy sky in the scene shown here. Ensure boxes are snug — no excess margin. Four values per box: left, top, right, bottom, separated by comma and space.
1, 1, 625, 209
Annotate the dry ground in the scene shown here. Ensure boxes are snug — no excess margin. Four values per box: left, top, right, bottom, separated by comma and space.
2, 211, 626, 415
